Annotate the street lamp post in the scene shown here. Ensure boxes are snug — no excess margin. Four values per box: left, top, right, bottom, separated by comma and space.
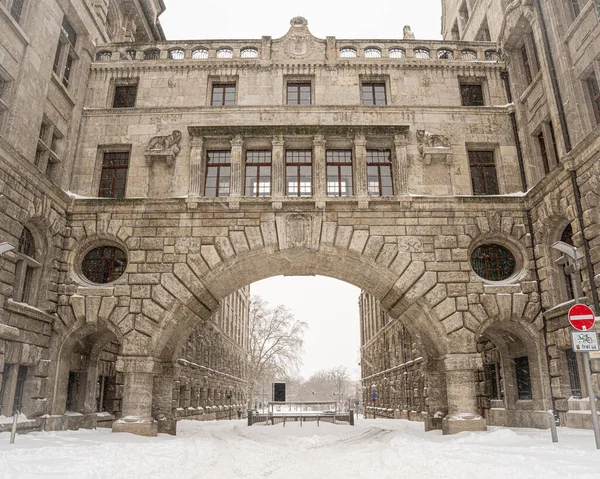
552, 240, 600, 449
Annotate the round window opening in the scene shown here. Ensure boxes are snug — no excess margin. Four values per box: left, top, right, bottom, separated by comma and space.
82, 246, 127, 284
471, 244, 516, 281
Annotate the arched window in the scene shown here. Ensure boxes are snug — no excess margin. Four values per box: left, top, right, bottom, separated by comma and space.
388, 48, 406, 59
216, 48, 233, 59
240, 48, 258, 58
364, 47, 382, 58
95, 51, 112, 61
82, 246, 127, 284
143, 49, 160, 60
413, 48, 431, 59
14, 227, 40, 304
168, 49, 185, 60
340, 47, 357, 58
559, 223, 580, 301
192, 48, 209, 59
485, 50, 501, 61
437, 49, 454, 60
461, 50, 478, 61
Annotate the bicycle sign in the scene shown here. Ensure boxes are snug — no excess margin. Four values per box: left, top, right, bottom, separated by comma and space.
571, 331, 599, 352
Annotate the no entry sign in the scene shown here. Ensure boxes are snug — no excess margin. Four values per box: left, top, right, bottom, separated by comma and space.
568, 304, 596, 331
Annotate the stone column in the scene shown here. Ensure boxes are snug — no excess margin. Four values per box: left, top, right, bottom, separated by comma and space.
393, 134, 408, 195
112, 357, 159, 437
353, 133, 367, 199
271, 135, 285, 199
151, 362, 178, 435
189, 136, 204, 196
313, 135, 326, 202
230, 135, 243, 198
442, 353, 487, 435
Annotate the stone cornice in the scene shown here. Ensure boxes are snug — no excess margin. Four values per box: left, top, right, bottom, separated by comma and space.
90, 59, 506, 74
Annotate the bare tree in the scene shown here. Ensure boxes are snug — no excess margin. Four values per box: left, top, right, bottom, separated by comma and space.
247, 295, 307, 409
329, 366, 350, 409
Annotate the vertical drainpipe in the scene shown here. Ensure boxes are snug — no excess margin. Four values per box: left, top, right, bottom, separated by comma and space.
501, 67, 555, 413
570, 171, 600, 312
534, 0, 572, 153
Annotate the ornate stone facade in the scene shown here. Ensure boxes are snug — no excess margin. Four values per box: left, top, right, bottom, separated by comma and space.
0, 0, 598, 437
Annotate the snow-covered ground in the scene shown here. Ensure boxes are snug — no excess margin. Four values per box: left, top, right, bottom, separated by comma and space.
0, 418, 599, 478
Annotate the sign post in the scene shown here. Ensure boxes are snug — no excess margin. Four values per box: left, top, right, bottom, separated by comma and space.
556, 240, 600, 450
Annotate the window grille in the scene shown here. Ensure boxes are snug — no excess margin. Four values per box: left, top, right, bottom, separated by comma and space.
82, 246, 127, 283
389, 48, 406, 59
240, 48, 258, 58
192, 49, 209, 59
216, 48, 233, 59
168, 49, 185, 60
460, 84, 484, 106
340, 48, 357, 58
471, 244, 515, 281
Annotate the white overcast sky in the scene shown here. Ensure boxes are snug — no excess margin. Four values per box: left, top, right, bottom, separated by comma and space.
159, 1, 443, 381
160, 0, 443, 41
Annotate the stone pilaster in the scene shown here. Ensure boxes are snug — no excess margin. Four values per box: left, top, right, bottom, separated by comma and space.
152, 363, 178, 435
442, 353, 487, 435
271, 135, 285, 199
112, 356, 160, 437
313, 135, 326, 202
230, 135, 243, 198
189, 136, 204, 196
393, 134, 408, 195
353, 133, 368, 200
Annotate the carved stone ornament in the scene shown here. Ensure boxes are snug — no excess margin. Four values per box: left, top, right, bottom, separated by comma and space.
403, 25, 415, 39
416, 130, 453, 165
145, 130, 182, 167
287, 214, 312, 248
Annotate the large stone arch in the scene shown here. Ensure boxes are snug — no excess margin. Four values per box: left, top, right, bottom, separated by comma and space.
151, 246, 449, 364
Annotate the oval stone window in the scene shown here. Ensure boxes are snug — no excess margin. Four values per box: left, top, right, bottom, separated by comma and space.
82, 246, 127, 284
471, 244, 516, 281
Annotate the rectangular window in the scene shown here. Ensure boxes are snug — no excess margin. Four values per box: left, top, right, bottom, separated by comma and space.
62, 54, 73, 88
362, 83, 386, 106
53, 17, 77, 88
205, 151, 231, 197
326, 149, 353, 197
366, 149, 393, 196
113, 84, 138, 108
10, 0, 25, 23
285, 150, 312, 197
484, 363, 502, 400
586, 72, 600, 125
460, 84, 484, 106
287, 82, 311, 105
468, 150, 499, 195
514, 356, 532, 400
211, 83, 236, 106
99, 151, 129, 198
66, 371, 81, 411
10, 365, 28, 414
245, 150, 271, 197
521, 44, 533, 85
565, 349, 582, 398
34, 148, 45, 167
537, 131, 550, 174
19, 266, 33, 303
